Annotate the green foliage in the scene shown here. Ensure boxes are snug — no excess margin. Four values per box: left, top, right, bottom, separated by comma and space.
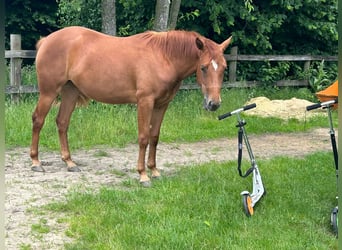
306, 60, 338, 92
256, 61, 291, 85
21, 64, 37, 85
178, 0, 337, 85
177, 9, 200, 23
178, 0, 337, 55
116, 0, 155, 35
234, 59, 336, 89
57, 0, 82, 27
5, 0, 59, 49
57, 0, 101, 30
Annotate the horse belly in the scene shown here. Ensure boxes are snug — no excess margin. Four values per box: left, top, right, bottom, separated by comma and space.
70, 53, 140, 104
92, 89, 138, 104
75, 77, 138, 104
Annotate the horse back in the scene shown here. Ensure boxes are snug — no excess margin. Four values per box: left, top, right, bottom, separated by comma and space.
35, 26, 180, 104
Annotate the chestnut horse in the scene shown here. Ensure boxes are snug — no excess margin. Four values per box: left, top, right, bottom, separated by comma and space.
30, 26, 232, 186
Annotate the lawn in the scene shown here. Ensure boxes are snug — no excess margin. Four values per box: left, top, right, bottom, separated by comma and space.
46, 153, 338, 249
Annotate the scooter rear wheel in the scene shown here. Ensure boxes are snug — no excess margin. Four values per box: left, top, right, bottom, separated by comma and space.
242, 194, 254, 217
331, 206, 338, 237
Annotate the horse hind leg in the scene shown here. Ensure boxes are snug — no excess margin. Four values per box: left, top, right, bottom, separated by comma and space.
30, 94, 58, 172
56, 82, 83, 172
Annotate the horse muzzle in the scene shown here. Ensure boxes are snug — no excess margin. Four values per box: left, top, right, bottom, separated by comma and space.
203, 98, 221, 111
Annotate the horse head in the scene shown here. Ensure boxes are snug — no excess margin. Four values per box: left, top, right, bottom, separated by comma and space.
195, 36, 232, 111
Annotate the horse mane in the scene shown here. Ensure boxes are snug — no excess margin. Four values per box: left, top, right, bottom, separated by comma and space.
138, 30, 205, 59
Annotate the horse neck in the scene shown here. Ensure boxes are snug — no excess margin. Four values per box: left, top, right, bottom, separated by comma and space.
167, 41, 200, 79
140, 31, 200, 79
170, 33, 201, 78
171, 55, 199, 79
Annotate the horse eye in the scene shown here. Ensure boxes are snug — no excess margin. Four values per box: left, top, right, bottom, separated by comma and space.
201, 65, 208, 73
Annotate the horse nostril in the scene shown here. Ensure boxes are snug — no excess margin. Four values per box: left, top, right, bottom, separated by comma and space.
208, 101, 220, 111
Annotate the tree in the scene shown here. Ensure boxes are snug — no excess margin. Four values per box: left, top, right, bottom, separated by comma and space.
153, 0, 182, 31
101, 0, 116, 35
101, 0, 116, 36
168, 0, 181, 30
153, 0, 170, 31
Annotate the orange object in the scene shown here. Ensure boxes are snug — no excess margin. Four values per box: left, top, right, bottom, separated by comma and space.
316, 80, 338, 109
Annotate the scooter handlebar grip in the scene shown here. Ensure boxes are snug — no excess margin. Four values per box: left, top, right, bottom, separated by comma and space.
243, 103, 256, 111
218, 112, 232, 120
218, 103, 257, 120
306, 103, 321, 111
306, 98, 338, 111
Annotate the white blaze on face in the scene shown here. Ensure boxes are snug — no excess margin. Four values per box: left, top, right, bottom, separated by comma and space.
211, 59, 218, 71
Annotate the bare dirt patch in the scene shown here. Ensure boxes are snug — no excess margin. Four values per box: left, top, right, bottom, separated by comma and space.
5, 97, 336, 249
245, 96, 325, 120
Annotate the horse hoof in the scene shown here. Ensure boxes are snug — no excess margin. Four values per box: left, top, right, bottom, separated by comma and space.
140, 180, 152, 188
31, 165, 45, 172
68, 166, 81, 172
152, 175, 162, 180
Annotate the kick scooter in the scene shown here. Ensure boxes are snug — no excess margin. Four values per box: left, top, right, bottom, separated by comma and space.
218, 103, 266, 217
306, 98, 338, 237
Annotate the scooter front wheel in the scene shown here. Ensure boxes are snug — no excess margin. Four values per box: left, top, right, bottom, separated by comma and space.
242, 193, 254, 217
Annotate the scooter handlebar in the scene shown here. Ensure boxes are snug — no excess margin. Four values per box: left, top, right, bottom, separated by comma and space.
218, 103, 256, 120
243, 103, 257, 111
306, 98, 338, 111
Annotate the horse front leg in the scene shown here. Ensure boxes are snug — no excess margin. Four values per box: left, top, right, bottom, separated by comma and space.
147, 105, 169, 179
147, 141, 160, 179
137, 141, 149, 184
136, 100, 154, 186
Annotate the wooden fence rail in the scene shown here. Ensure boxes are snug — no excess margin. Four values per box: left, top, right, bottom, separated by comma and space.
5, 34, 338, 102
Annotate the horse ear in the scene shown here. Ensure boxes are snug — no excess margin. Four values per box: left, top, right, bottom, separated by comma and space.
220, 36, 232, 52
195, 37, 204, 50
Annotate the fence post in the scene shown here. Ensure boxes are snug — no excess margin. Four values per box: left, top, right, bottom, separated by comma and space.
303, 60, 311, 86
10, 34, 22, 103
229, 46, 238, 82
304, 61, 311, 71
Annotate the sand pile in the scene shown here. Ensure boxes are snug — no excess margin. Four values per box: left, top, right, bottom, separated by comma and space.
244, 97, 325, 120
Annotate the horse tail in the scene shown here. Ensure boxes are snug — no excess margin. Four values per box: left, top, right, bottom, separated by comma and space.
36, 37, 46, 51
52, 82, 90, 108
76, 93, 90, 107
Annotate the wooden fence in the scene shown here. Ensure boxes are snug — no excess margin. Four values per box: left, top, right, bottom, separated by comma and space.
5, 34, 338, 102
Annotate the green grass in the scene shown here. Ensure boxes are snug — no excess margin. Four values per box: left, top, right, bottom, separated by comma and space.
46, 152, 337, 249
5, 88, 336, 150
31, 218, 50, 234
